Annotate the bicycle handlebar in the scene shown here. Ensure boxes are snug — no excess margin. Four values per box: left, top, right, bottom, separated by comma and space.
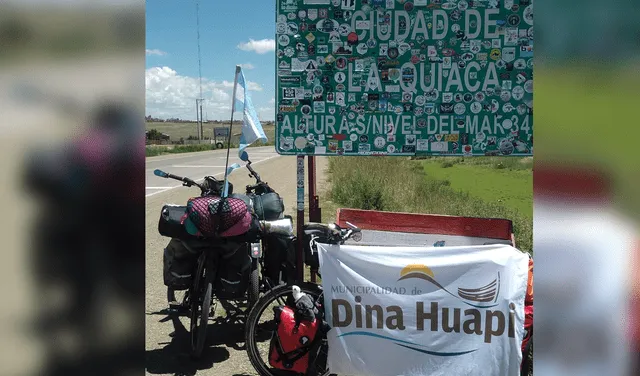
244, 161, 277, 195
154, 169, 204, 191
246, 162, 261, 183
304, 222, 362, 243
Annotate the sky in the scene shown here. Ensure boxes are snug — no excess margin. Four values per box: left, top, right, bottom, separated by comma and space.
146, 0, 276, 121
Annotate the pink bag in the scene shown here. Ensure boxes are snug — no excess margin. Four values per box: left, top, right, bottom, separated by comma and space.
183, 196, 252, 237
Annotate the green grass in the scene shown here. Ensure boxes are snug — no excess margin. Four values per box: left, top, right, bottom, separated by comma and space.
422, 158, 532, 220
145, 140, 276, 157
327, 157, 532, 254
146, 121, 276, 143
145, 121, 276, 157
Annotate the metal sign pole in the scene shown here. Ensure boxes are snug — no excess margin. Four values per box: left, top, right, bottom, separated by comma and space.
308, 156, 320, 283
296, 155, 305, 282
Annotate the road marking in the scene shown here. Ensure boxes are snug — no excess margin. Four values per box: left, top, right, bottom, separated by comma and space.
145, 147, 275, 162
216, 155, 277, 159
146, 187, 173, 189
145, 155, 280, 198
171, 165, 226, 168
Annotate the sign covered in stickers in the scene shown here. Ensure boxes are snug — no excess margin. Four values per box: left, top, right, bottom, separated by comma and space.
276, 0, 533, 156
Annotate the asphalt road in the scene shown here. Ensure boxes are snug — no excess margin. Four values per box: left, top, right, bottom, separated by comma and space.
146, 146, 280, 198
145, 147, 329, 376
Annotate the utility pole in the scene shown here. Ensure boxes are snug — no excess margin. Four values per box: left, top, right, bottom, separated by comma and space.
195, 99, 199, 138
196, 0, 204, 141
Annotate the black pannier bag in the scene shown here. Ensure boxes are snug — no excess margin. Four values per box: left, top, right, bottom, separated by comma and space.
214, 242, 253, 300
163, 238, 200, 290
263, 234, 297, 285
203, 176, 232, 196
252, 192, 285, 221
158, 204, 195, 240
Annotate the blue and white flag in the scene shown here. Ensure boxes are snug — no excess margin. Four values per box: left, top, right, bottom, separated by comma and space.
234, 67, 268, 159
222, 66, 268, 197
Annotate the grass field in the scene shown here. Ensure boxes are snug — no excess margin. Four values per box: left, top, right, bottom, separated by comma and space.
326, 157, 533, 253
145, 121, 276, 157
422, 157, 533, 220
146, 121, 276, 142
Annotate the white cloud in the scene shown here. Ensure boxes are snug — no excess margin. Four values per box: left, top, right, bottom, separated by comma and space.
146, 66, 264, 120
247, 81, 263, 91
268, 97, 276, 105
239, 63, 255, 70
221, 79, 263, 92
258, 106, 275, 121
146, 49, 167, 56
237, 39, 275, 54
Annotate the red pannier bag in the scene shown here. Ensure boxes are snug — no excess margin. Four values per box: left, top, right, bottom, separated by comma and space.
522, 304, 533, 353
522, 257, 533, 353
269, 305, 320, 373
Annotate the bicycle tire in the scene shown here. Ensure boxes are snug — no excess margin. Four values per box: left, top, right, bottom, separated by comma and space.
190, 257, 214, 358
248, 258, 260, 309
245, 282, 333, 376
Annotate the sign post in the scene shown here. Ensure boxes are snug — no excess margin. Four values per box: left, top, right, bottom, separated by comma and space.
308, 155, 321, 282
296, 155, 306, 282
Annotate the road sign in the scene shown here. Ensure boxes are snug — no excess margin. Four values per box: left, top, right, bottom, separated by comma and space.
275, 0, 533, 156
214, 127, 230, 138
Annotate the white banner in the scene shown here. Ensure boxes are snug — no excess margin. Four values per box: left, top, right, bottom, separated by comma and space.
317, 244, 529, 376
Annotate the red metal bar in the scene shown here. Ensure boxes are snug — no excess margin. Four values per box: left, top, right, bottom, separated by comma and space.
335, 208, 514, 241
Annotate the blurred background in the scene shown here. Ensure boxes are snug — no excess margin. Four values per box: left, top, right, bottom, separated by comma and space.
0, 0, 639, 375
534, 0, 640, 375
0, 0, 144, 375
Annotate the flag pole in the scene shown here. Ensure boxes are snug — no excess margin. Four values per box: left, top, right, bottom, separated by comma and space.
222, 65, 242, 197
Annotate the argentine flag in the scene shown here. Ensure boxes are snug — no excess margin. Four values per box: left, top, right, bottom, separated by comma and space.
234, 67, 267, 158
222, 66, 268, 196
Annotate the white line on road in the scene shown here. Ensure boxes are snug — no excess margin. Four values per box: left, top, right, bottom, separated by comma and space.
145, 148, 276, 162
146, 187, 173, 189
171, 165, 226, 168
145, 155, 281, 198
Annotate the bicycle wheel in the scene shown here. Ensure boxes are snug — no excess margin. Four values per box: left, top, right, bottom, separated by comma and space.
245, 282, 333, 376
190, 256, 214, 358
